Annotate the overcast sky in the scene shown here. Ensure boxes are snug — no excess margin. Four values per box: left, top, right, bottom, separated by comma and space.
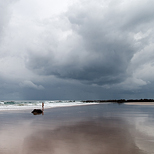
0, 0, 154, 100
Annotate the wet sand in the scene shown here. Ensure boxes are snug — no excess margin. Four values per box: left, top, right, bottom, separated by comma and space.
125, 102, 154, 105
0, 104, 153, 154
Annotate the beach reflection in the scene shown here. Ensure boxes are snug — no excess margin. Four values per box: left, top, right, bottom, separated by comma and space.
22, 118, 145, 154
0, 104, 154, 154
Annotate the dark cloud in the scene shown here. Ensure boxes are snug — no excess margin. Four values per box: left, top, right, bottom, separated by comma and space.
0, 0, 154, 99
26, 0, 138, 86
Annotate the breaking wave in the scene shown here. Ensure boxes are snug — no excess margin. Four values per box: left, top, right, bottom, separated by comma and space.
0, 100, 99, 111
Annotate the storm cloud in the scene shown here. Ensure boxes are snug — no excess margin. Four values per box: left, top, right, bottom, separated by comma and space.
26, 1, 135, 85
0, 0, 154, 100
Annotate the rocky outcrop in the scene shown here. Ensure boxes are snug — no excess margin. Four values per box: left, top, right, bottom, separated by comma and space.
31, 109, 43, 115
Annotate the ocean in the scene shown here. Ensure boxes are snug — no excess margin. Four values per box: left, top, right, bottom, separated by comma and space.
0, 100, 99, 111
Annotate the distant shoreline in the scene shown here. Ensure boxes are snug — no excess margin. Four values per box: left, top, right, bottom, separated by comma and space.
82, 99, 154, 104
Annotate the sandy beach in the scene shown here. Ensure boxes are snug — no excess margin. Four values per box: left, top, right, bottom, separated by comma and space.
125, 102, 154, 105
0, 104, 153, 154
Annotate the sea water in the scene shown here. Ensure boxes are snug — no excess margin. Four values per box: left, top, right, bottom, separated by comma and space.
0, 100, 99, 111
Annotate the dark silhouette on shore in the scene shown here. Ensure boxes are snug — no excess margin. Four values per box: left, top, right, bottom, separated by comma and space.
31, 109, 43, 115
31, 102, 44, 115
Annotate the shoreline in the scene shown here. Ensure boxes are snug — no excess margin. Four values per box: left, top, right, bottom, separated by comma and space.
0, 102, 100, 112
1, 101, 154, 113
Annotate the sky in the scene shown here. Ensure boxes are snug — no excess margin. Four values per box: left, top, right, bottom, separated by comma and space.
0, 0, 154, 100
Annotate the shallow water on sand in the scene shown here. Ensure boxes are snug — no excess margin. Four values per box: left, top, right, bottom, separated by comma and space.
0, 103, 154, 154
